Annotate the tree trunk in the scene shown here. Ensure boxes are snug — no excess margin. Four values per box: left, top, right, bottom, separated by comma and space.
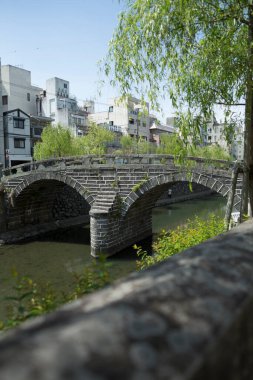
225, 166, 238, 230
244, 5, 253, 215
239, 163, 249, 221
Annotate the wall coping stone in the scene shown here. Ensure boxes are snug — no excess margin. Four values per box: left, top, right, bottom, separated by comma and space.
0, 220, 252, 379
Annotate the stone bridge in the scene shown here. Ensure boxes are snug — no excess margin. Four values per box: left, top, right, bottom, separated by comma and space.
0, 154, 241, 256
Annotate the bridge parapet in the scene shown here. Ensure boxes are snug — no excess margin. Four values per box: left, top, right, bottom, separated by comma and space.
2, 155, 234, 178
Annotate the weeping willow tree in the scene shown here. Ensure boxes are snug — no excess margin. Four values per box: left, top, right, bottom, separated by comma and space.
105, 0, 253, 215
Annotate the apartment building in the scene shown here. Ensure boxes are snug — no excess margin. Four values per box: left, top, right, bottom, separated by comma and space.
0, 62, 4, 167
0, 65, 93, 166
1, 64, 42, 116
165, 114, 244, 161
204, 120, 244, 161
3, 109, 31, 167
40, 77, 91, 136
89, 96, 151, 141
0, 64, 45, 167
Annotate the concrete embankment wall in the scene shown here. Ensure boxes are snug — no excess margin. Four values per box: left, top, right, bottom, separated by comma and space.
0, 220, 252, 379
156, 181, 214, 206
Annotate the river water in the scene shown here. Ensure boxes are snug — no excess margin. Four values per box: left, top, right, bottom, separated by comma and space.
0, 194, 226, 319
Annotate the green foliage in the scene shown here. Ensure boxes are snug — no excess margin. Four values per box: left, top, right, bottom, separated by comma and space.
157, 133, 187, 157
34, 122, 114, 160
0, 272, 58, 330
105, 0, 248, 142
0, 257, 111, 331
132, 173, 149, 192
67, 256, 111, 300
119, 135, 155, 154
136, 214, 226, 270
190, 144, 232, 161
157, 133, 232, 162
75, 122, 114, 155
34, 124, 75, 160
120, 135, 135, 153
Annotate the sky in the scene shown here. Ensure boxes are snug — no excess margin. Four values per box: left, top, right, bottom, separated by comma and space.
0, 0, 243, 124
0, 0, 136, 112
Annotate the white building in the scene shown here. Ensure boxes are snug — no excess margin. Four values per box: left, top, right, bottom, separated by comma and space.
40, 77, 90, 136
0, 64, 44, 167
0, 61, 5, 167
89, 96, 151, 141
203, 119, 244, 161
3, 109, 32, 167
1, 65, 42, 116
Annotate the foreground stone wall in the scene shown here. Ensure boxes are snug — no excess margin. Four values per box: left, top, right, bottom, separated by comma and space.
0, 220, 253, 379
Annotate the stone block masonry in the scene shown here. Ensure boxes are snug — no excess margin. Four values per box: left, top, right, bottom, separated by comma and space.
0, 155, 241, 255
0, 220, 252, 379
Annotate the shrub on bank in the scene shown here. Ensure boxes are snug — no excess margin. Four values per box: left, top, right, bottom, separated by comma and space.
135, 214, 225, 270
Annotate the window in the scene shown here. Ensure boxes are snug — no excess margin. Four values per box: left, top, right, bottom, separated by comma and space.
34, 128, 42, 137
13, 117, 25, 129
109, 106, 114, 112
2, 95, 8, 105
50, 99, 55, 115
27, 93, 30, 101
109, 121, 114, 126
64, 83, 68, 88
142, 122, 146, 128
129, 118, 135, 125
14, 138, 25, 148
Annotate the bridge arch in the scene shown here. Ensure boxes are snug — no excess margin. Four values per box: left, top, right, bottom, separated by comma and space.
5, 173, 95, 231
121, 171, 240, 216
11, 172, 95, 205
100, 170, 241, 257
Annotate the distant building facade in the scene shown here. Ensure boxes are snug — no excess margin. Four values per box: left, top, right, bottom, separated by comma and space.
0, 64, 44, 167
150, 115, 175, 145
1, 65, 42, 116
3, 109, 32, 167
40, 77, 91, 136
0, 61, 5, 167
203, 118, 244, 161
89, 96, 151, 141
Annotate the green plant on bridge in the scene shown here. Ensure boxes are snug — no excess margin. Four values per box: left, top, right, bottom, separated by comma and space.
132, 173, 149, 192
135, 214, 225, 270
111, 178, 120, 189
109, 193, 124, 220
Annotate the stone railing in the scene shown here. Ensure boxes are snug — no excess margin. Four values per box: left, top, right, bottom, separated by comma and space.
2, 154, 234, 178
0, 220, 252, 379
